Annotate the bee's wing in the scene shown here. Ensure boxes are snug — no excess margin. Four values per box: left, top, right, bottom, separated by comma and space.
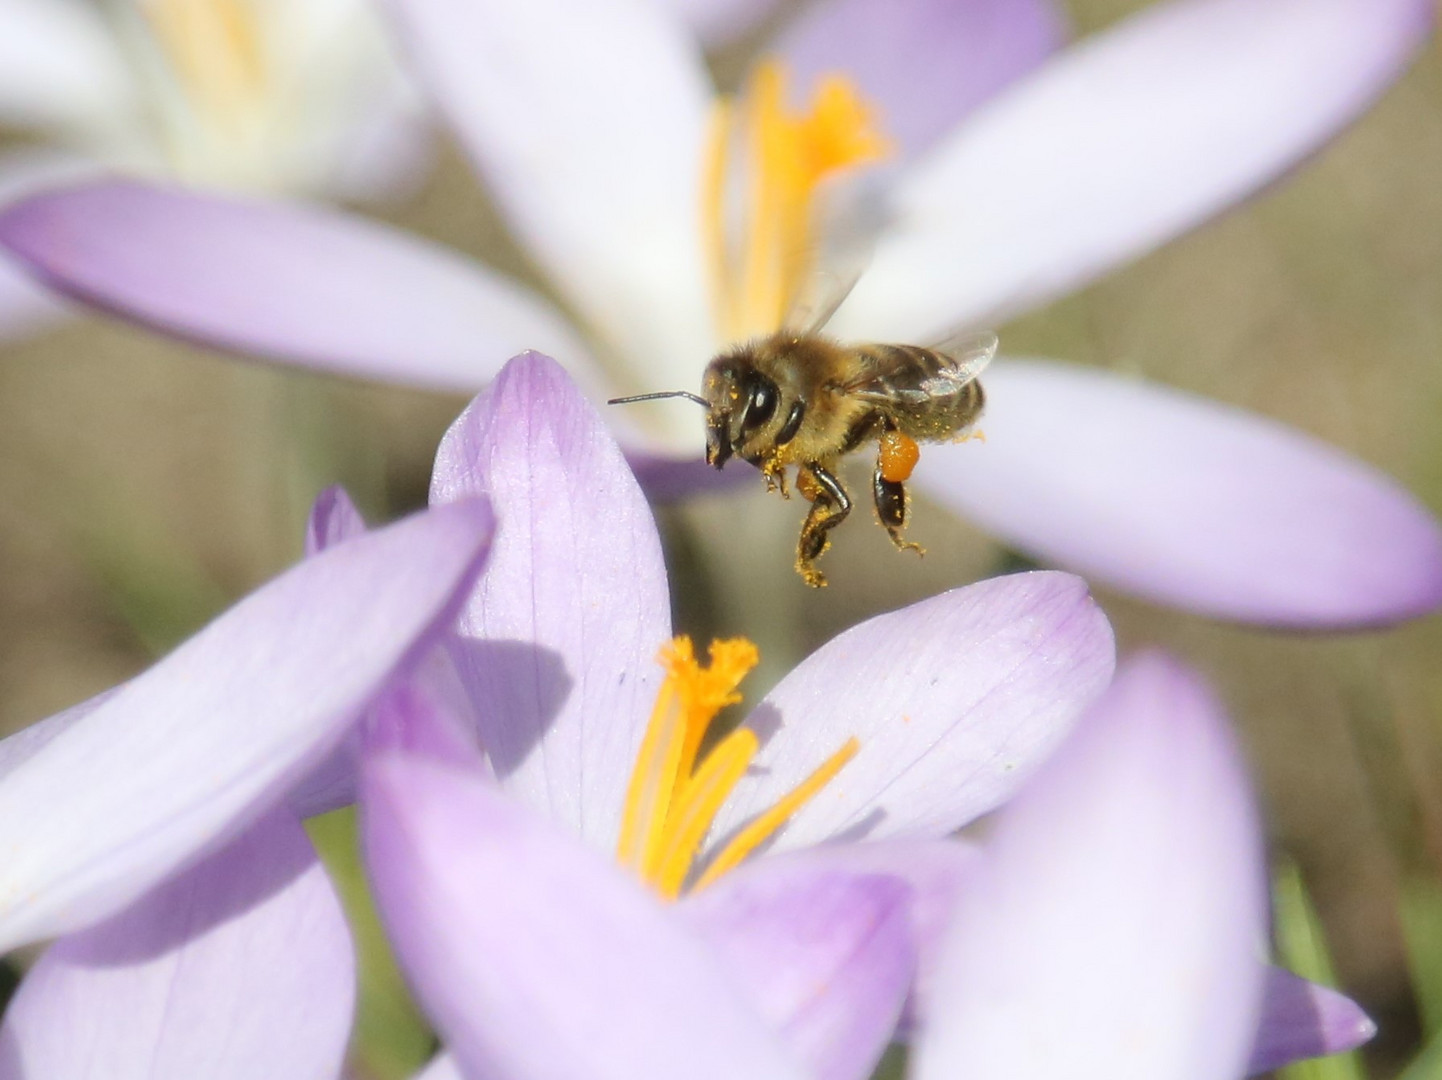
927, 329, 998, 385
842, 331, 998, 407
781, 173, 887, 336
783, 262, 867, 338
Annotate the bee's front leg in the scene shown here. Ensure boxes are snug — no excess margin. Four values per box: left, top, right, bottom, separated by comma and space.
794, 463, 851, 587
761, 456, 790, 499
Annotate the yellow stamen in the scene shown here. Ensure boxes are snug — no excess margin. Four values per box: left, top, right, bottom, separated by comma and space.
693, 736, 861, 892
614, 657, 689, 876
616, 638, 757, 876
616, 636, 861, 898
142, 0, 269, 133
703, 102, 739, 342
704, 60, 893, 341
652, 727, 759, 899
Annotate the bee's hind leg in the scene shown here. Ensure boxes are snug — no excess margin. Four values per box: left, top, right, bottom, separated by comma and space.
874, 435, 924, 557
795, 463, 851, 587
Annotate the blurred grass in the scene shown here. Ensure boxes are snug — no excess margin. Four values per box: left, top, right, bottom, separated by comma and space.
307, 808, 436, 1080
1277, 862, 1369, 1080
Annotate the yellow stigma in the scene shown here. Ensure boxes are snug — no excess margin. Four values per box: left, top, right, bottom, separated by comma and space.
616, 637, 860, 899
142, 0, 270, 135
704, 60, 893, 342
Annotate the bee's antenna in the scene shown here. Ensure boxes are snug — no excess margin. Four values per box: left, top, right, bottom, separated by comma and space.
606, 390, 710, 408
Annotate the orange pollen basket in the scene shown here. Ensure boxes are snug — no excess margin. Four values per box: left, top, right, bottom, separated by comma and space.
703, 60, 893, 342
616, 636, 860, 899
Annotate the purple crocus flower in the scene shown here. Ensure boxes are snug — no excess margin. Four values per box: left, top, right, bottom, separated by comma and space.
365, 651, 1377, 1080
0, 355, 1375, 1077
0, 0, 1438, 628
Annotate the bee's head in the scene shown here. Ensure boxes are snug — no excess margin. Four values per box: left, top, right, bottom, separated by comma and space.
701, 353, 785, 470
607, 348, 797, 472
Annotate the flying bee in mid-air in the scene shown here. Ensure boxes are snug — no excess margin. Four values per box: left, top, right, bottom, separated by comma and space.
610, 320, 996, 587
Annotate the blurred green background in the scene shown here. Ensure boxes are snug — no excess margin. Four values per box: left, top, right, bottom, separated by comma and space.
1, 0, 1440, 1076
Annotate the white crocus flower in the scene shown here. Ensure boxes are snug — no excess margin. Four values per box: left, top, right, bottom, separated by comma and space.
0, 0, 428, 336
2, 0, 1440, 629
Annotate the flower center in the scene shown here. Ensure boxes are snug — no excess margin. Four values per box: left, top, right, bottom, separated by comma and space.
616, 637, 858, 899
703, 61, 893, 342
141, 0, 270, 137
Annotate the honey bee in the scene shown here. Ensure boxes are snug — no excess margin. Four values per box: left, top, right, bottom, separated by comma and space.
610, 317, 995, 587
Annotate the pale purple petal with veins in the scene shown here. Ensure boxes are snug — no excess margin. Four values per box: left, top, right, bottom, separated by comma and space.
0, 498, 494, 953
779, 0, 1067, 159
916, 359, 1442, 627
430, 353, 672, 849
362, 751, 802, 1080
705, 571, 1115, 853
915, 653, 1268, 1080
1248, 968, 1376, 1075
681, 859, 915, 1080
0, 180, 594, 392
0, 810, 353, 1080
837, 0, 1432, 340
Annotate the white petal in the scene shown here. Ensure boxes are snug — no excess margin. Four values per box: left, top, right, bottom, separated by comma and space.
0, 0, 133, 135
386, 0, 717, 385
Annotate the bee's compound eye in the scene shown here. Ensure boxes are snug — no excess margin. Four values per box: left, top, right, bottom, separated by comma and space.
742, 380, 778, 433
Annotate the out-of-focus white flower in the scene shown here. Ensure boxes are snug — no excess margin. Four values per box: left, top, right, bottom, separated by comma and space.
0, 0, 429, 336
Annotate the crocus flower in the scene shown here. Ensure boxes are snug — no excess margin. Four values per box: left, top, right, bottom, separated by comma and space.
0, 351, 1114, 1077
0, 356, 1374, 1078
354, 351, 1117, 1079
371, 650, 1378, 1080
357, 354, 1364, 1078
0, 0, 429, 339
2, 0, 1438, 628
